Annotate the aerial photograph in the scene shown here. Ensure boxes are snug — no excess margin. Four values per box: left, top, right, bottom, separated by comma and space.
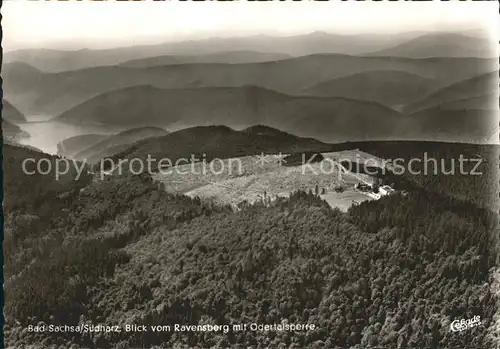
1, 1, 499, 348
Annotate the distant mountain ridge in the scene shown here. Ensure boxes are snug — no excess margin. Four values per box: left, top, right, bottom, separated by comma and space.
433, 93, 497, 111
404, 108, 497, 144
4, 54, 496, 115
54, 85, 406, 143
301, 70, 438, 107
53, 84, 494, 144
3, 31, 426, 72
404, 71, 499, 113
65, 127, 169, 163
4, 30, 497, 148
119, 51, 292, 68
367, 33, 497, 58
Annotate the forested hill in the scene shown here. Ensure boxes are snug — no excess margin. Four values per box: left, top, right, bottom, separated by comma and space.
352, 141, 499, 210
2, 145, 92, 213
4, 140, 498, 348
108, 125, 333, 171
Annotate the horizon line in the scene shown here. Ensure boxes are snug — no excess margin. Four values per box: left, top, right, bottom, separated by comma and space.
3, 27, 492, 54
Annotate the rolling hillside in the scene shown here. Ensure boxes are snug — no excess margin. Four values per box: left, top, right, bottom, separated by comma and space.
3, 31, 424, 72
57, 134, 110, 158
2, 119, 29, 140
302, 70, 438, 107
3, 138, 43, 153
4, 55, 496, 115
2, 99, 30, 142
368, 33, 496, 58
2, 100, 27, 124
4, 139, 497, 349
2, 100, 29, 140
55, 84, 493, 144
110, 125, 334, 170
119, 51, 292, 68
404, 71, 499, 113
73, 127, 169, 163
54, 85, 405, 143
54, 85, 290, 126
404, 108, 498, 144
433, 93, 497, 111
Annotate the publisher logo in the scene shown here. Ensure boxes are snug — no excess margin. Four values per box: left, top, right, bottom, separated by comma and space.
450, 315, 482, 332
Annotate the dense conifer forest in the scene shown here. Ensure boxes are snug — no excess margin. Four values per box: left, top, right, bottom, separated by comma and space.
3, 142, 498, 348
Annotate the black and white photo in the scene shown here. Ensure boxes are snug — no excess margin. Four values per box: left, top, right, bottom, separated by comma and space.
1, 1, 499, 348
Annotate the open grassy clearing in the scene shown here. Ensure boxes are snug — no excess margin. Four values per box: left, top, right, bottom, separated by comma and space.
151, 150, 383, 211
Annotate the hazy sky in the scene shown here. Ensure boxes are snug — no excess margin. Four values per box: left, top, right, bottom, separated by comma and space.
2, 1, 498, 51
